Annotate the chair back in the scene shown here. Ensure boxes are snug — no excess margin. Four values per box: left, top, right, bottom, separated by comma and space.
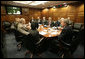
2, 21, 11, 31
73, 23, 82, 30
70, 30, 83, 54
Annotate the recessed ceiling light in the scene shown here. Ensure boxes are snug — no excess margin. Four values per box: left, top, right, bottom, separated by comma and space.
29, 1, 48, 6
13, 1, 32, 4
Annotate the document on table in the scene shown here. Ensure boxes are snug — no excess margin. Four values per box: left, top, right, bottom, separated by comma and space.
51, 32, 57, 35
39, 31, 47, 35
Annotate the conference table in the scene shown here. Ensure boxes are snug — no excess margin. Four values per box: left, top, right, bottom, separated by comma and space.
38, 24, 62, 38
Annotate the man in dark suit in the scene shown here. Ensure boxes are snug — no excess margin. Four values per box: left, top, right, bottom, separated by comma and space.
30, 17, 35, 23
37, 17, 42, 24
58, 19, 73, 44
42, 17, 48, 25
56, 20, 60, 27
50, 21, 57, 27
48, 17, 52, 27
23, 21, 44, 58
57, 19, 73, 58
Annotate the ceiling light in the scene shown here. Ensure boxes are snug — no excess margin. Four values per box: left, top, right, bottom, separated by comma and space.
13, 1, 32, 4
63, 3, 66, 4
29, 1, 48, 5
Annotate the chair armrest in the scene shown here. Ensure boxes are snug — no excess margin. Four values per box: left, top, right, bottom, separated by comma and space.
36, 37, 44, 44
60, 40, 71, 47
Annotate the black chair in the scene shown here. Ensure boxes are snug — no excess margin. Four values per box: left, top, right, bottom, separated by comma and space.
49, 29, 83, 58
2, 21, 11, 33
58, 30, 83, 58
1, 30, 5, 49
73, 23, 83, 39
73, 23, 83, 33
23, 33, 48, 58
80, 26, 84, 46
15, 30, 23, 42
23, 21, 51, 58
13, 29, 26, 51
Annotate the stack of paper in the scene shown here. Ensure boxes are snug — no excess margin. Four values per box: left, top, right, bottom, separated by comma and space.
39, 31, 47, 35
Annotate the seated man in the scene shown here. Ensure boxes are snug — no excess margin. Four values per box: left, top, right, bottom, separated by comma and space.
37, 17, 42, 24
48, 17, 52, 27
58, 19, 73, 44
42, 17, 48, 25
30, 17, 35, 23
57, 19, 73, 58
16, 18, 29, 50
17, 18, 29, 35
24, 21, 43, 58
50, 19, 73, 58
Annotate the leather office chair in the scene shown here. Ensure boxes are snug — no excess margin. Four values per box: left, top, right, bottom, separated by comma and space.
73, 23, 83, 33
80, 26, 84, 46
2, 21, 11, 33
14, 29, 26, 51
49, 29, 83, 58
1, 30, 4, 48
23, 21, 50, 58
57, 30, 82, 58
73, 23, 83, 38
23, 33, 47, 58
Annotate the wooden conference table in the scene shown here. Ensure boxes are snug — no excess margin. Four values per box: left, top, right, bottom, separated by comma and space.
38, 24, 62, 38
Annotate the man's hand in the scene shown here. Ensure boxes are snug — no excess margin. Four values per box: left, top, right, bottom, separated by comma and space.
58, 27, 63, 30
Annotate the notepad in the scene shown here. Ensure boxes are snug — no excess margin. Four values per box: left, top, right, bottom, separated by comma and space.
39, 31, 47, 35
51, 32, 57, 35
43, 29, 47, 32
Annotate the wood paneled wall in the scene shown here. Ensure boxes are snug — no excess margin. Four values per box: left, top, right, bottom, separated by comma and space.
75, 3, 84, 23
1, 6, 41, 23
1, 2, 84, 23
41, 2, 84, 23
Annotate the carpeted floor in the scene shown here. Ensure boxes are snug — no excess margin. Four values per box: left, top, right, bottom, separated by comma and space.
2, 32, 84, 58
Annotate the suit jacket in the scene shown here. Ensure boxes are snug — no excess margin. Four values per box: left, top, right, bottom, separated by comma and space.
29, 30, 40, 44
56, 21, 60, 26
58, 26, 73, 44
26, 29, 40, 54
37, 19, 43, 24
50, 21, 56, 27
17, 23, 29, 35
42, 20, 48, 25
